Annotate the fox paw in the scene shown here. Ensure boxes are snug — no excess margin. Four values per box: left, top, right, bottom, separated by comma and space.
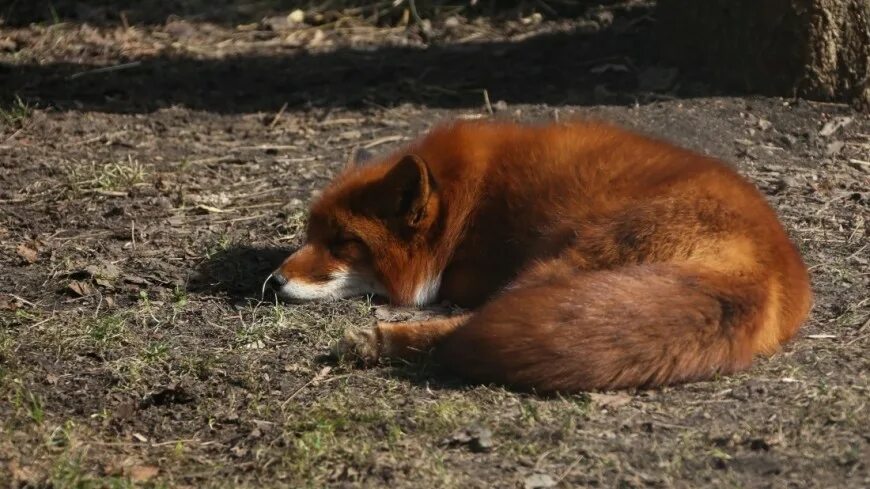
332, 328, 380, 367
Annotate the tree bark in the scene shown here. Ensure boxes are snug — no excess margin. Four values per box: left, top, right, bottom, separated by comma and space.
657, 0, 870, 110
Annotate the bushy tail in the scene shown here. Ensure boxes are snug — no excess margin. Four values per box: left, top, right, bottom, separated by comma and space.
434, 263, 789, 393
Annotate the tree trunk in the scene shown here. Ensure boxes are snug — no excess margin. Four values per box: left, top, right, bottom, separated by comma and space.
657, 0, 870, 110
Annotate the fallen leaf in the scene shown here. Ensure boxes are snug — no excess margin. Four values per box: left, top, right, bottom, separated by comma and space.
113, 400, 137, 420
9, 460, 36, 483
0, 296, 20, 311
129, 465, 159, 482
589, 392, 632, 409
66, 280, 95, 297
525, 473, 557, 489
122, 275, 150, 286
16, 244, 38, 264
312, 366, 332, 385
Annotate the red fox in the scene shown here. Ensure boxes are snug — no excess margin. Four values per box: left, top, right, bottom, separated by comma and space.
267, 119, 812, 393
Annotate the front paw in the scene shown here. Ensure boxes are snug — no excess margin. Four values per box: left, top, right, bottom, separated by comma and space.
332, 328, 380, 367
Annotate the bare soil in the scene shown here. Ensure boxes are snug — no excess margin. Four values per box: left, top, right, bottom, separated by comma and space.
1, 2, 868, 488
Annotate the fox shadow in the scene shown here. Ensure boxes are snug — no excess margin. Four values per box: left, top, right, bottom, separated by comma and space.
189, 244, 292, 301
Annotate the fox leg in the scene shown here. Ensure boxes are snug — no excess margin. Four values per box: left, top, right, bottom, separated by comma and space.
333, 314, 472, 366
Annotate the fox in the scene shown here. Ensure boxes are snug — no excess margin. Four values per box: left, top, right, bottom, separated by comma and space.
266, 119, 812, 393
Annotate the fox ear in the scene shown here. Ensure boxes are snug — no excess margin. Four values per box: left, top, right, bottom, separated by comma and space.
381, 154, 432, 226
347, 146, 375, 167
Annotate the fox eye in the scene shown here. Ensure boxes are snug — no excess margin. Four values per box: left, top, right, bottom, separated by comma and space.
329, 232, 363, 256
335, 233, 361, 245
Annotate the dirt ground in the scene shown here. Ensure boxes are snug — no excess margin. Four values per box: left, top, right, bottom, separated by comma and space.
1, 2, 868, 488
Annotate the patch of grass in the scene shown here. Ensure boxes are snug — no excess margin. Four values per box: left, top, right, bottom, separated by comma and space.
47, 1, 62, 25
412, 395, 483, 434
233, 300, 366, 349
171, 285, 189, 309
51, 454, 136, 489
24, 390, 45, 425
203, 233, 233, 260
278, 397, 405, 482
141, 342, 169, 362
47, 419, 76, 449
10, 381, 46, 425
65, 156, 148, 194
0, 95, 33, 128
85, 314, 128, 346
106, 356, 146, 388
279, 209, 308, 242
0, 330, 13, 378
177, 352, 220, 380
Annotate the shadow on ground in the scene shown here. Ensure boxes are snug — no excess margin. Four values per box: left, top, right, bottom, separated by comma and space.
1, 13, 727, 114
3, 0, 628, 26
190, 244, 292, 299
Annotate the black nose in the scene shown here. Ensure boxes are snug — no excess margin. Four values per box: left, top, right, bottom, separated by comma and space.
267, 273, 286, 291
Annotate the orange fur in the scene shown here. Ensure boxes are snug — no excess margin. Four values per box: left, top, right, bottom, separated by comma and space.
272, 120, 812, 393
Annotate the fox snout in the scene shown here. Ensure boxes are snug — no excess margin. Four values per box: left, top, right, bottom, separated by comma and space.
267, 245, 383, 302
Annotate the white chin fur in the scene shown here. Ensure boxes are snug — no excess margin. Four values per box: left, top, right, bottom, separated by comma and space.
277, 270, 385, 301
412, 273, 442, 306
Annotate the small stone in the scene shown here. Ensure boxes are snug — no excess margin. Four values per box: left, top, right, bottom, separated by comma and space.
288, 9, 305, 24
469, 426, 494, 453
442, 424, 494, 453
85, 261, 122, 281
164, 20, 195, 39
779, 133, 798, 147
420, 19, 433, 35
591, 10, 615, 26
521, 13, 543, 25
819, 116, 853, 137
0, 37, 18, 52
825, 140, 845, 155
444, 16, 461, 28
575, 19, 600, 34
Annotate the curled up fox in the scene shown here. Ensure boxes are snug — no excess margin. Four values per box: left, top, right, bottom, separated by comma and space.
266, 119, 812, 393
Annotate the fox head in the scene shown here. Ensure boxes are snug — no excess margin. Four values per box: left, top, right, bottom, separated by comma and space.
268, 149, 443, 306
